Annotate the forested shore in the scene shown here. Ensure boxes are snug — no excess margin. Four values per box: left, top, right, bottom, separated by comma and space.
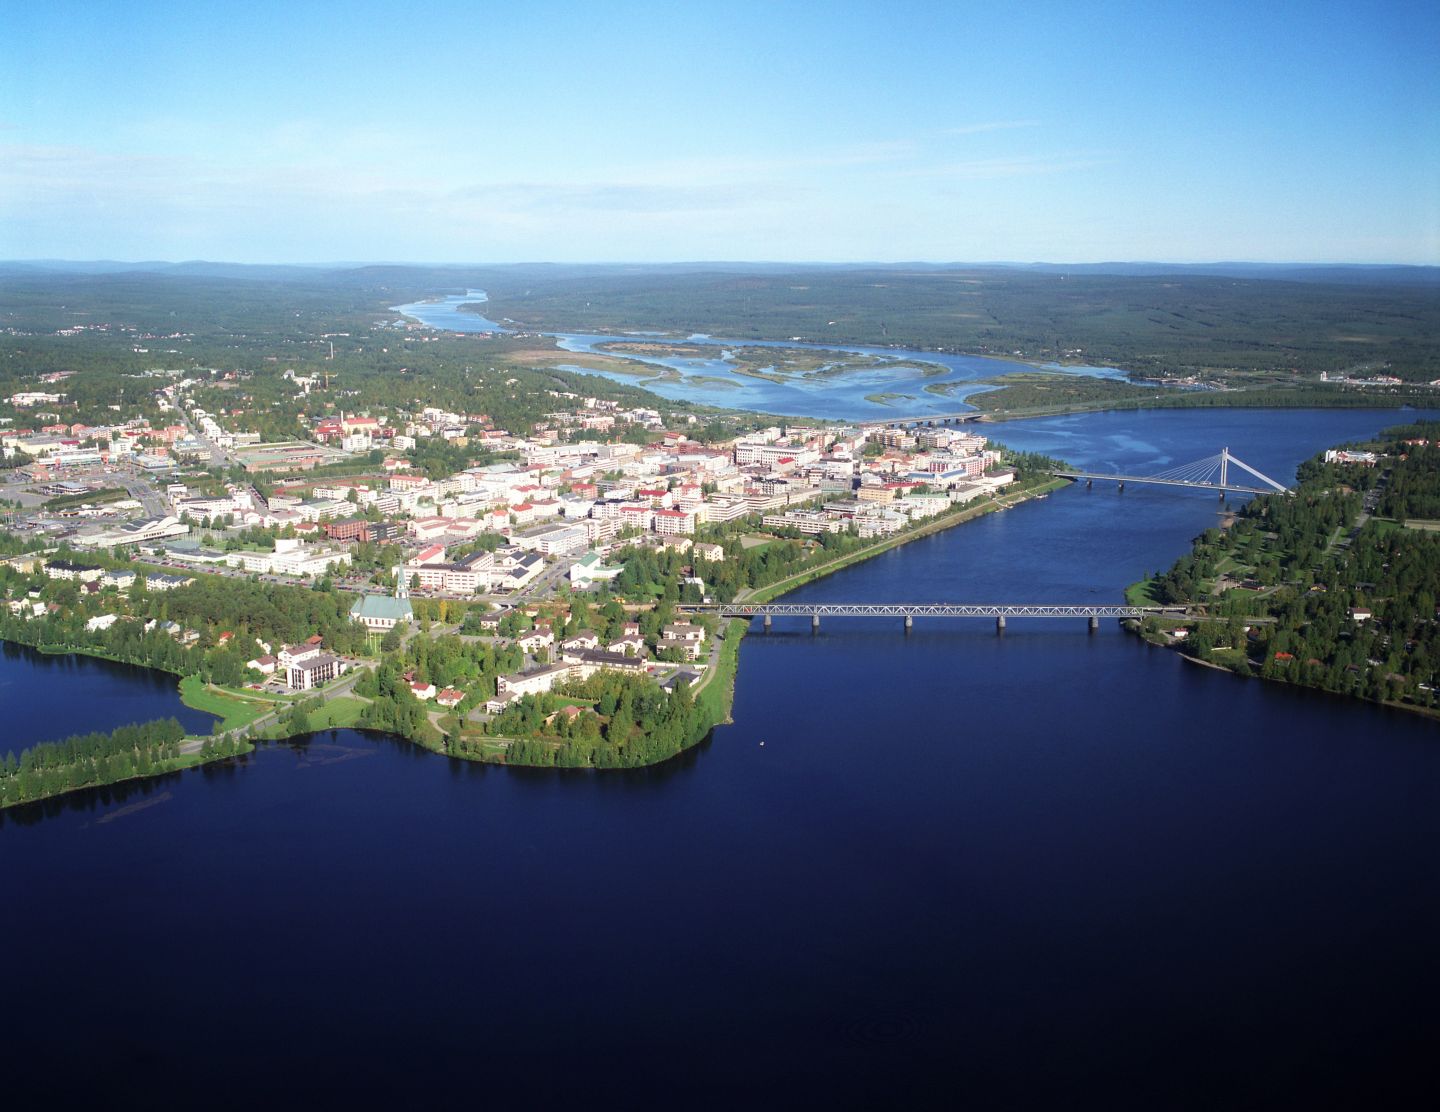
0, 719, 248, 809
1136, 421, 1440, 713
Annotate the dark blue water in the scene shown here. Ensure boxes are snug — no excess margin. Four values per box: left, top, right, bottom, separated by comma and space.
0, 640, 216, 748
5, 408, 1437, 1108
392, 290, 1126, 421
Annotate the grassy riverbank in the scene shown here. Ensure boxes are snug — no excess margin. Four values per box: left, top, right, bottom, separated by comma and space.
418, 477, 1066, 771
177, 675, 282, 732
747, 477, 1067, 603
4, 478, 1067, 791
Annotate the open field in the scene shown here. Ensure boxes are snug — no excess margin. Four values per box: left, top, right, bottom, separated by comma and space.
306, 696, 366, 730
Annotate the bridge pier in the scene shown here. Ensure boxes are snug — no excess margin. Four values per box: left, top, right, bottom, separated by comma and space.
1218, 489, 1226, 501
811, 613, 821, 633
904, 613, 913, 632
1089, 615, 1099, 633
1118, 481, 1125, 492
996, 615, 1006, 634
1086, 478, 1092, 489
762, 613, 771, 632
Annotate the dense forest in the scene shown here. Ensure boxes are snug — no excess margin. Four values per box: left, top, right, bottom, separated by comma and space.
1147, 424, 1440, 709
6, 264, 1438, 446
968, 373, 1436, 418
469, 267, 1440, 384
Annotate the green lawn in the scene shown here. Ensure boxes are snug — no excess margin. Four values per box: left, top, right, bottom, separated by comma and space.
1372, 517, 1440, 535
695, 620, 746, 726
306, 696, 365, 730
1125, 577, 1163, 606
178, 675, 280, 732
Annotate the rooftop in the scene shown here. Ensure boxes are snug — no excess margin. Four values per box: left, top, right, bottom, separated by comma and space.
349, 594, 414, 622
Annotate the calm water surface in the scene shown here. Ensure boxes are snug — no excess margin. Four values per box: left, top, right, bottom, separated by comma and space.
0, 641, 216, 743
5, 407, 1437, 1108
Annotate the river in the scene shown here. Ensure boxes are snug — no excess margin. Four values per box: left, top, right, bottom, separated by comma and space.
4, 407, 1437, 1108
0, 640, 216, 743
392, 290, 1127, 421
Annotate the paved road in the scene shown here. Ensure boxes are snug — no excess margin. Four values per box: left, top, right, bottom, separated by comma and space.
182, 664, 373, 752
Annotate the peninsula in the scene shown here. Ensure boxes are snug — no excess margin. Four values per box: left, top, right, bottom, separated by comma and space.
0, 263, 1066, 805
1129, 420, 1440, 714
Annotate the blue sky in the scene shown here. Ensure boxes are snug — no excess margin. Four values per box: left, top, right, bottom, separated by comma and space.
2, 0, 1437, 264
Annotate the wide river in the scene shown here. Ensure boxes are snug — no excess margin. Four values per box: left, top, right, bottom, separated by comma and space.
392, 290, 1129, 421
5, 406, 1437, 1107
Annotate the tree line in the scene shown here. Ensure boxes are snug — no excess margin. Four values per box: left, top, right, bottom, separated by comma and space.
0, 718, 187, 808
1149, 423, 1440, 708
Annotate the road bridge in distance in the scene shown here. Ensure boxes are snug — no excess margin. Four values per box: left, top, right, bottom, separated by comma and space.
677, 602, 1192, 634
856, 410, 984, 430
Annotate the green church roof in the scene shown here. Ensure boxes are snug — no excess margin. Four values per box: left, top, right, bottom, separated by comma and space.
350, 594, 413, 622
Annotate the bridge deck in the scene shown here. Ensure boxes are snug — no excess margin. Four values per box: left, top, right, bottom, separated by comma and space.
678, 603, 1189, 618
857, 410, 982, 428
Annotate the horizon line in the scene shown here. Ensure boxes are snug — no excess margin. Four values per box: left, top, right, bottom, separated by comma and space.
4, 257, 1438, 270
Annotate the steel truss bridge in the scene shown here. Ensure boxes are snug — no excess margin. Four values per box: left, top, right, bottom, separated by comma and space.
678, 602, 1190, 632
1054, 447, 1290, 497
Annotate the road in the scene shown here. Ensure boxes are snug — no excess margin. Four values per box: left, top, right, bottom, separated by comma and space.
181, 664, 373, 752
514, 557, 569, 601
177, 406, 236, 469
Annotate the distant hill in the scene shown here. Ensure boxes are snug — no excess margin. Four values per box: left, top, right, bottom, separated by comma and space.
4, 259, 1435, 288
2, 259, 1436, 382
1002, 262, 1440, 287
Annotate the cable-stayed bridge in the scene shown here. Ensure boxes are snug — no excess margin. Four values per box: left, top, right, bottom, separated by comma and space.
1053, 447, 1289, 497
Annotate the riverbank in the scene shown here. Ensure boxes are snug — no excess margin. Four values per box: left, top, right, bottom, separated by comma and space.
2, 472, 1088, 794
747, 476, 1068, 603
0, 711, 256, 806
347, 476, 1055, 773
399, 475, 1068, 770
0, 627, 375, 809
1127, 613, 1440, 722
13, 636, 283, 737
1121, 420, 1440, 720
972, 373, 1439, 421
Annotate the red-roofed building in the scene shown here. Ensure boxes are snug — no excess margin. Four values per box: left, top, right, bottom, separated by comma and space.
653, 508, 696, 536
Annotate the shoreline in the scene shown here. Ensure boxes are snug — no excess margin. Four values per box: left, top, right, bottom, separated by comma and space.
1122, 581, 1440, 722
3, 476, 1070, 807
462, 474, 1067, 769
0, 637, 328, 810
